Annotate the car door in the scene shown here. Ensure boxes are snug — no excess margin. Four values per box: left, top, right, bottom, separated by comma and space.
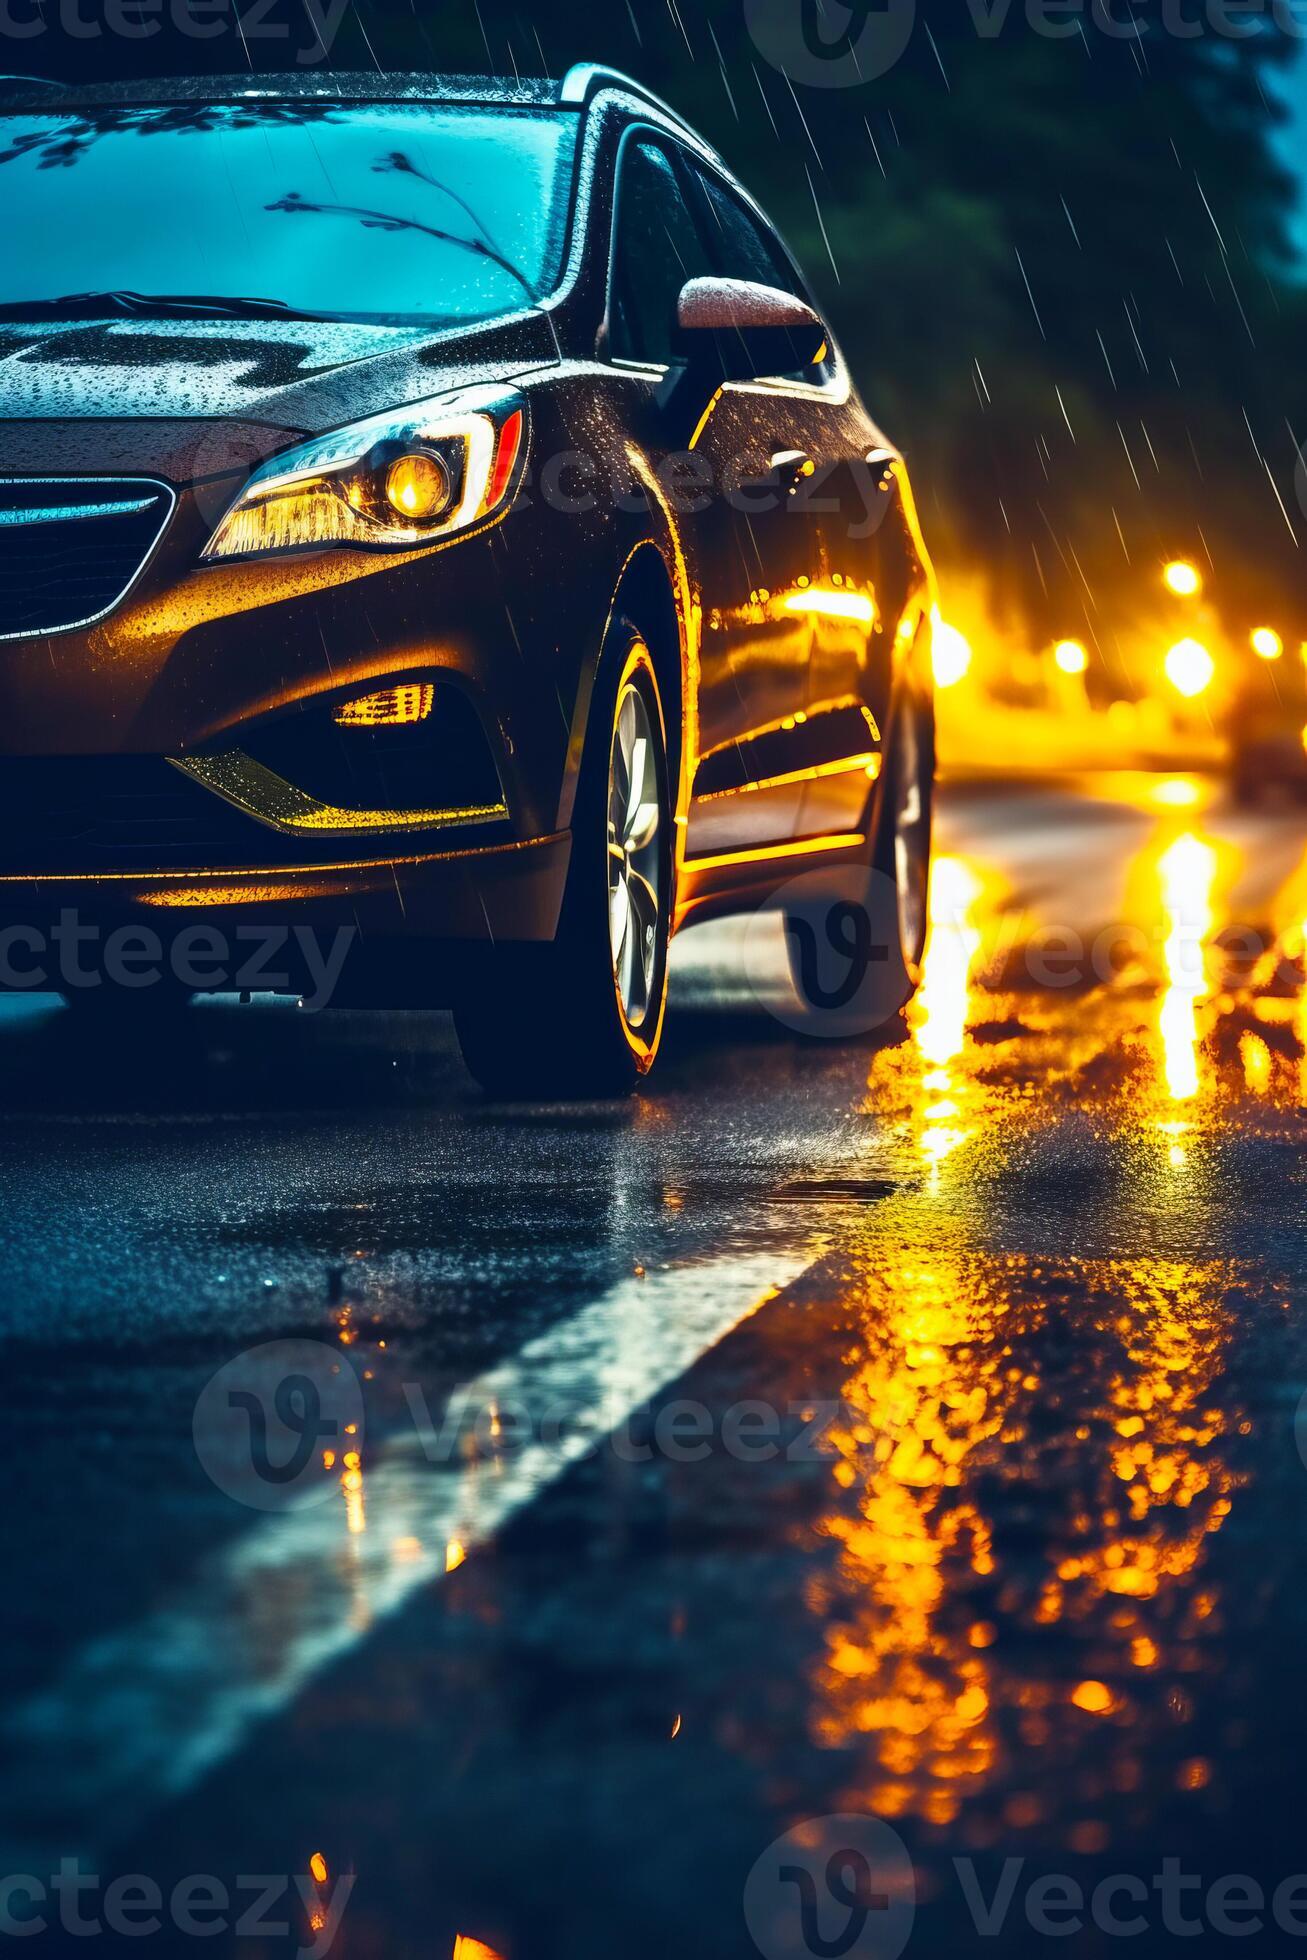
682, 161, 889, 844
605, 131, 763, 855
671, 156, 825, 855
607, 129, 816, 856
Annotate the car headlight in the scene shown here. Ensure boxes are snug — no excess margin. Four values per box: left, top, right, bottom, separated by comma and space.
202, 385, 527, 562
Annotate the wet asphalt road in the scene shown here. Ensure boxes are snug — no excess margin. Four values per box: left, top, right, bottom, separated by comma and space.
1, 772, 1306, 1959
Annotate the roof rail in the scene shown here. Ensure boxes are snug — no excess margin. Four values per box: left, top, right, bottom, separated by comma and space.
559, 62, 692, 133
0, 74, 62, 88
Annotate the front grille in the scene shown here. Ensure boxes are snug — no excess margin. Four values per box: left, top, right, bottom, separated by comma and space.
0, 478, 174, 639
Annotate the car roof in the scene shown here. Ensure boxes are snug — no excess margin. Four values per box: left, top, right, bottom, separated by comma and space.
0, 64, 695, 130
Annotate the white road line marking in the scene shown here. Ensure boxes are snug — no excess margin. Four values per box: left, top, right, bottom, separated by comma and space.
2, 1248, 807, 1866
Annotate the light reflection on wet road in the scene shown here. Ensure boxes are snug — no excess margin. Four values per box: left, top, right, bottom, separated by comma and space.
1, 773, 1305, 1957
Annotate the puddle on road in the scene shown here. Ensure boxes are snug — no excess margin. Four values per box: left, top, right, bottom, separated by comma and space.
797, 789, 1307, 1855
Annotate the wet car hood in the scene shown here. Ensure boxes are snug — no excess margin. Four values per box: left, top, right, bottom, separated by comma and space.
0, 311, 557, 432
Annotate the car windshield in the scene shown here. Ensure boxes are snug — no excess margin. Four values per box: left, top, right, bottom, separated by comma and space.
0, 101, 578, 327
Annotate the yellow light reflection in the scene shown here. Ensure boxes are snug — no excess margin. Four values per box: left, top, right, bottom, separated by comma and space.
1157, 833, 1217, 1102
783, 587, 876, 625
899, 854, 996, 1169
1152, 778, 1200, 810
916, 857, 984, 1071
807, 1250, 1237, 1831
815, 810, 1253, 1837
1250, 627, 1283, 661
931, 614, 973, 691
1238, 1031, 1273, 1096
341, 1448, 366, 1536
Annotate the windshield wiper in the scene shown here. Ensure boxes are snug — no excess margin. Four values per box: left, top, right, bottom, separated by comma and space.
0, 291, 336, 322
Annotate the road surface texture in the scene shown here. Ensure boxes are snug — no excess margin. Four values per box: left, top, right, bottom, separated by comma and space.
1, 773, 1306, 1957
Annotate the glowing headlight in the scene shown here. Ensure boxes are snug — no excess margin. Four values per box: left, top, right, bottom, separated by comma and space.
202, 386, 526, 562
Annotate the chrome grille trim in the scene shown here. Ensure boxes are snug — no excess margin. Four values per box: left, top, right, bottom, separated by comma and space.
0, 475, 176, 641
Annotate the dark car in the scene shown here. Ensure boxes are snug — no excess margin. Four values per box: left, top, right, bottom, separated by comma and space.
0, 64, 936, 1094
1229, 647, 1307, 806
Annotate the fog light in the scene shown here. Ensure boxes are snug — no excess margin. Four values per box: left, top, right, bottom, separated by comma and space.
335, 683, 434, 728
384, 452, 453, 523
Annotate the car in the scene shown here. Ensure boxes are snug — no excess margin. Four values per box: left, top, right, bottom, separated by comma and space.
1228, 648, 1307, 807
0, 64, 936, 1095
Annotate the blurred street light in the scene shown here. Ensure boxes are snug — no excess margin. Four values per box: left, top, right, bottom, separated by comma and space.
932, 617, 972, 690
1053, 639, 1089, 675
1163, 560, 1202, 598
1165, 638, 1215, 699
1250, 627, 1283, 661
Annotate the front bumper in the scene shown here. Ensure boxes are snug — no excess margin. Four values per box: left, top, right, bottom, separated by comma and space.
0, 829, 573, 1004
0, 425, 592, 971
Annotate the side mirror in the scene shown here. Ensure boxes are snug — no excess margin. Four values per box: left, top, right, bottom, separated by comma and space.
672, 276, 827, 383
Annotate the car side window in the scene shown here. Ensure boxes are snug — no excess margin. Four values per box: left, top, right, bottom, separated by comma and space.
689, 166, 832, 385
609, 135, 714, 365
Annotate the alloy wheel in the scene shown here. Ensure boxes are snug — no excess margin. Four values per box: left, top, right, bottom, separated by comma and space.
607, 678, 663, 1030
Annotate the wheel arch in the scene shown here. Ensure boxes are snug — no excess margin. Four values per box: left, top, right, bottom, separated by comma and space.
556, 538, 688, 836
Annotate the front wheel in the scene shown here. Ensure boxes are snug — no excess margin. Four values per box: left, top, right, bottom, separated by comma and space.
454, 631, 673, 1097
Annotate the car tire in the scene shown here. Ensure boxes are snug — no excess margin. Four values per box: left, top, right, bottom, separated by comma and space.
453, 628, 673, 1098
783, 688, 934, 1027
879, 687, 934, 983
